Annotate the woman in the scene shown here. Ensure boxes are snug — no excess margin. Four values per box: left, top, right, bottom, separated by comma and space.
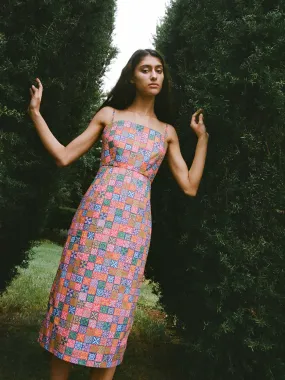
28, 49, 209, 380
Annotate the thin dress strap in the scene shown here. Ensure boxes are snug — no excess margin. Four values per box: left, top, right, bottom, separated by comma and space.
164, 123, 168, 140
111, 108, 115, 124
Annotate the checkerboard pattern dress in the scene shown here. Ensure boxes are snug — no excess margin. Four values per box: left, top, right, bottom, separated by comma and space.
38, 111, 168, 368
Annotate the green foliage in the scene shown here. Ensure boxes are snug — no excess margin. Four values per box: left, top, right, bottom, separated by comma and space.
0, 0, 117, 291
44, 206, 76, 231
149, 0, 285, 378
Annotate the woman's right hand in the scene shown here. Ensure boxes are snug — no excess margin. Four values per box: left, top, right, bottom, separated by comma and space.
28, 78, 43, 115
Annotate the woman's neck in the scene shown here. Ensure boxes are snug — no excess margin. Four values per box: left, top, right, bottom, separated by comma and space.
127, 95, 156, 118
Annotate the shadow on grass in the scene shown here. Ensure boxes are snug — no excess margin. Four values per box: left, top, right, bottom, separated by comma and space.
0, 316, 50, 380
0, 312, 189, 380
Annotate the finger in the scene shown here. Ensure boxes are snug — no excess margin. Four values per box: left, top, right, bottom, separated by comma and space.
191, 109, 203, 125
31, 84, 39, 94
29, 88, 33, 96
192, 108, 203, 117
36, 79, 43, 97
191, 115, 197, 125
38, 83, 43, 95
199, 113, 204, 123
36, 78, 43, 88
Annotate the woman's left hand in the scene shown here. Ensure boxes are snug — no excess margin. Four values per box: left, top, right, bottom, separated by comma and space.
190, 109, 208, 138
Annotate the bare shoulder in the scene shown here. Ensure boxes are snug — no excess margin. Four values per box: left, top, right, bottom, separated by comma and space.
165, 124, 178, 143
94, 106, 115, 126
155, 120, 176, 142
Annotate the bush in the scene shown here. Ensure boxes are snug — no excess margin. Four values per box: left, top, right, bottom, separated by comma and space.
148, 1, 285, 378
0, 0, 117, 291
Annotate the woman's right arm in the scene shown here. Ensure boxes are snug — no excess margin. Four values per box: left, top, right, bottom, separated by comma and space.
28, 78, 112, 167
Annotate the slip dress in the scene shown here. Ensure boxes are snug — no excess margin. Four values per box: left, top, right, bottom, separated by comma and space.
38, 108, 169, 368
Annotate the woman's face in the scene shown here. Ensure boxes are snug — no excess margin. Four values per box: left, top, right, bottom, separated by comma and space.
131, 55, 164, 96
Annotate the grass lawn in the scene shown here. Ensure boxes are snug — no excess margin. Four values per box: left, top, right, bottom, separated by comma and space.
0, 241, 189, 380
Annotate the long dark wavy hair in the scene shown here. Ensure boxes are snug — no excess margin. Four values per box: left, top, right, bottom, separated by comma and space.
98, 49, 173, 124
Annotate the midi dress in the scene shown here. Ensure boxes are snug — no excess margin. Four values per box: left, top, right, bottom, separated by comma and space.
38, 109, 169, 368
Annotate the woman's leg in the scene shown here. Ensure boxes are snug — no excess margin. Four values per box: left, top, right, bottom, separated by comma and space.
89, 366, 117, 380
50, 354, 71, 380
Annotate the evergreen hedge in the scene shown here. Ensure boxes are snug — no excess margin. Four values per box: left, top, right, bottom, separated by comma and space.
148, 1, 285, 378
0, 0, 116, 291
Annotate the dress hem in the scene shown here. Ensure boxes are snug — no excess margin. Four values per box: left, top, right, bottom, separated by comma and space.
38, 339, 123, 369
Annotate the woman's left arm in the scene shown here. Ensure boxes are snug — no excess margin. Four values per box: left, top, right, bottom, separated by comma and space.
166, 110, 209, 197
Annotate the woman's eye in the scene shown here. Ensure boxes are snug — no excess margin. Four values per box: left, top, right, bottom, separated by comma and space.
141, 68, 163, 74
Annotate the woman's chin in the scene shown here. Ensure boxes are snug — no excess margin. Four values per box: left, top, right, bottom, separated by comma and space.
141, 87, 161, 96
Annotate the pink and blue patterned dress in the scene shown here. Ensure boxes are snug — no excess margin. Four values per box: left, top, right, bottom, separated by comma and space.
38, 109, 169, 368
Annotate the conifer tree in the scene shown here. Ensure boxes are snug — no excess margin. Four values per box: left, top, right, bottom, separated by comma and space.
149, 1, 285, 378
0, 0, 116, 291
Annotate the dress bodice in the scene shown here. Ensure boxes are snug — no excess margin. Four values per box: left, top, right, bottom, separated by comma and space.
100, 120, 168, 183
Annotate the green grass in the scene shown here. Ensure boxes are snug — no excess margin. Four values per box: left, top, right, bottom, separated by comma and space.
0, 242, 61, 320
0, 241, 189, 380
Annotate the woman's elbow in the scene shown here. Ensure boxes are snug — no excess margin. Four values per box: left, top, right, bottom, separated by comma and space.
184, 187, 197, 197
55, 156, 68, 167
